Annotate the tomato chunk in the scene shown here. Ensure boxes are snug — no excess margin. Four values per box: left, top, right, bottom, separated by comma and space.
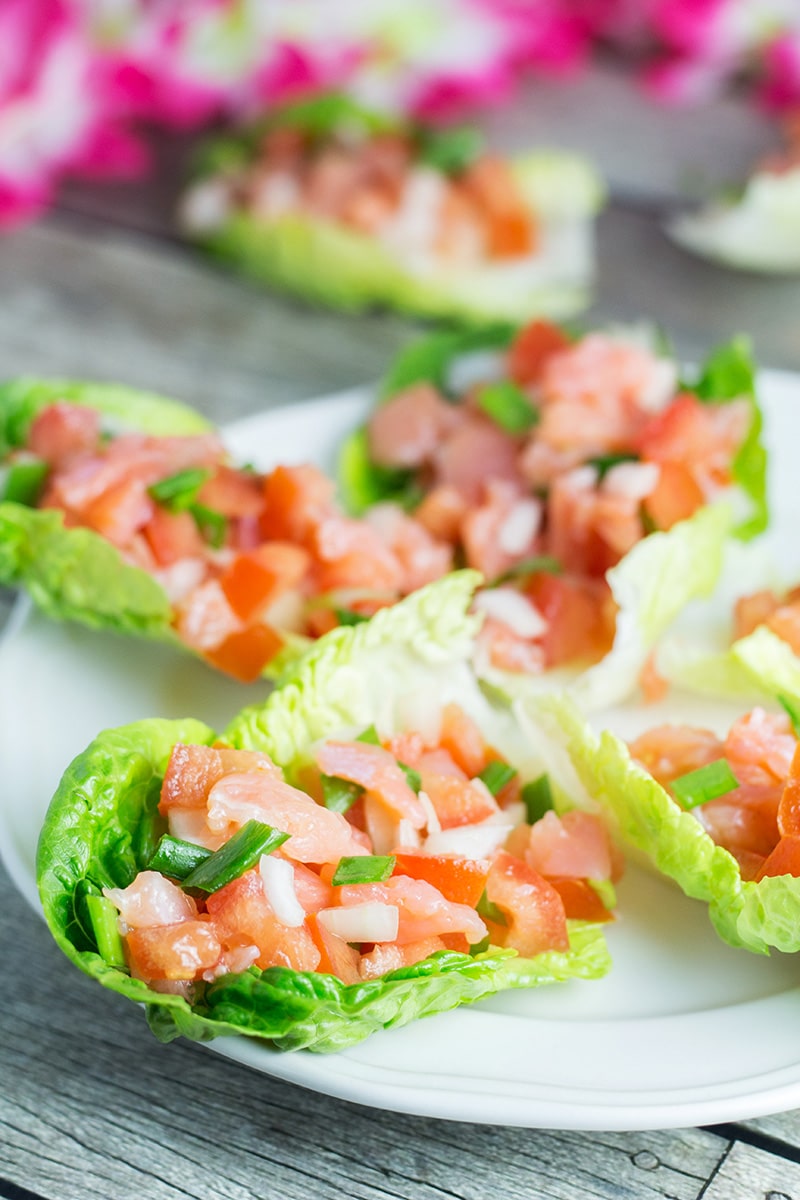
204, 623, 283, 682
393, 852, 491, 908
507, 320, 571, 386
486, 851, 569, 956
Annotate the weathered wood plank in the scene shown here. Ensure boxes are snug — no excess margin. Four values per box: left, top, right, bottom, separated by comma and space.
0, 866, 731, 1200
701, 1140, 800, 1199
735, 1113, 800, 1151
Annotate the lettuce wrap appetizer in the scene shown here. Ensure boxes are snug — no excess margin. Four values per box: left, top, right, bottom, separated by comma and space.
339, 321, 767, 708
179, 93, 604, 323
36, 573, 612, 1052
533, 690, 800, 955
0, 377, 473, 681
667, 115, 800, 275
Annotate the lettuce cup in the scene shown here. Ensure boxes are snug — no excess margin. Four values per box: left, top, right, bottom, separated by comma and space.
36, 574, 612, 1052
533, 690, 800, 956
179, 93, 604, 325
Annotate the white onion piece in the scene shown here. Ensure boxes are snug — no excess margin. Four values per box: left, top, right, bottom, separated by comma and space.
364, 795, 400, 857
395, 818, 422, 849
423, 823, 513, 857
563, 465, 599, 492
259, 855, 305, 928
179, 178, 232, 233
498, 500, 542, 556
473, 588, 547, 640
318, 902, 400, 943
602, 461, 660, 501
153, 558, 207, 604
417, 789, 441, 835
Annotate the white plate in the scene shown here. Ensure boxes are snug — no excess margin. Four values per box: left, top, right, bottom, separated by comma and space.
4, 373, 800, 1132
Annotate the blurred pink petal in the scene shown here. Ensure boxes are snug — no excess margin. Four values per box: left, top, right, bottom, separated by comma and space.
760, 34, 800, 110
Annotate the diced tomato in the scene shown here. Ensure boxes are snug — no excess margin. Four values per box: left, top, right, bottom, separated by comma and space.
260, 464, 335, 544
525, 573, 615, 668
82, 478, 154, 546
393, 851, 491, 908
197, 465, 264, 517
462, 157, 536, 258
306, 913, 361, 983
126, 920, 222, 981
359, 935, 447, 980
548, 878, 615, 922
755, 835, 800, 880
420, 774, 499, 830
507, 320, 571, 386
438, 703, 488, 778
628, 724, 724, 789
433, 417, 521, 505
28, 403, 101, 465
779, 743, 800, 836
160, 742, 280, 814
204, 623, 284, 682
734, 590, 781, 640
698, 785, 780, 858
383, 730, 427, 769
220, 542, 310, 622
525, 810, 616, 882
206, 869, 321, 971
304, 607, 339, 637
144, 507, 206, 566
485, 851, 569, 956
635, 392, 749, 486
643, 462, 705, 530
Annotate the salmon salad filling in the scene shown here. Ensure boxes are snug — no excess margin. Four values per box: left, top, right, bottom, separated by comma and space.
99, 703, 619, 998
349, 320, 761, 680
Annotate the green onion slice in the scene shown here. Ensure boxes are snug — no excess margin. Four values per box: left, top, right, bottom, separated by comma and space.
478, 761, 517, 796
86, 893, 128, 969
321, 774, 362, 815
356, 725, 381, 746
490, 555, 562, 587
332, 854, 396, 886
476, 890, 507, 926
190, 502, 227, 549
1, 457, 49, 506
779, 694, 800, 738
334, 607, 370, 626
148, 467, 211, 510
147, 834, 213, 880
477, 380, 539, 435
419, 125, 484, 175
670, 758, 740, 810
182, 820, 289, 893
521, 774, 554, 824
587, 452, 639, 481
398, 761, 422, 793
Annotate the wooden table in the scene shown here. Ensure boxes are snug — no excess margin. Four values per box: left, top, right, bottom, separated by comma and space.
2, 68, 800, 1200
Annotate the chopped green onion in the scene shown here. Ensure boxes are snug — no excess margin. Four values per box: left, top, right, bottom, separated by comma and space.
521, 774, 554, 824
321, 773, 362, 815
1, 457, 49, 506
478, 761, 517, 796
477, 380, 539, 435
476, 890, 507, 926
182, 819, 289, 893
85, 893, 127, 969
418, 125, 484, 175
670, 758, 740, 810
779, 694, 800, 737
587, 452, 639, 481
332, 854, 396, 886
399, 762, 422, 793
356, 725, 381, 746
190, 502, 228, 549
490, 555, 562, 587
147, 834, 212, 880
148, 467, 211, 510
334, 607, 370, 626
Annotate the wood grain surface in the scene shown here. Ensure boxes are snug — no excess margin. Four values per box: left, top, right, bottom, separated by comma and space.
1, 66, 800, 1200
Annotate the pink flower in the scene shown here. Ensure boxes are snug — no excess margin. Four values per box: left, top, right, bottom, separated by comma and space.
760, 33, 800, 110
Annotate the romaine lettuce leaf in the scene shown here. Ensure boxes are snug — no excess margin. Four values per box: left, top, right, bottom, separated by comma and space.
532, 691, 800, 954
36, 576, 611, 1052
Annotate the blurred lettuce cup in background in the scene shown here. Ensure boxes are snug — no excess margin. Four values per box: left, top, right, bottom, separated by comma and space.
178, 93, 605, 323
667, 112, 800, 274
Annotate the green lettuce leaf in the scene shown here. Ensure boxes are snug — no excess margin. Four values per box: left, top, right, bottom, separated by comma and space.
532, 691, 800, 955
36, 576, 610, 1052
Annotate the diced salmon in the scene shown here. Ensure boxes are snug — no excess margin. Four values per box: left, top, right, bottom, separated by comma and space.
413, 485, 468, 543
160, 742, 282, 814
766, 604, 800, 656
82, 478, 155, 547
104, 871, 198, 928
698, 784, 781, 858
525, 810, 615, 882
438, 703, 489, 778
28, 403, 101, 465
174, 580, 241, 652
643, 462, 705, 530
260, 464, 335, 544
359, 935, 447, 980
367, 382, 462, 469
628, 724, 724, 789
525, 573, 615, 667
197, 465, 265, 517
734, 590, 781, 640
432, 416, 521, 505
476, 617, 548, 675
635, 393, 750, 486
316, 740, 427, 828
126, 920, 222, 982
365, 503, 453, 591
724, 708, 796, 786
419, 774, 499, 830
311, 516, 404, 593
461, 481, 542, 580
462, 156, 535, 258
339, 875, 487, 945
306, 913, 361, 983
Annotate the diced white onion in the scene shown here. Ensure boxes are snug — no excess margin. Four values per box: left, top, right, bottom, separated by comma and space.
364, 795, 400, 857
498, 500, 542, 556
473, 588, 547, 639
423, 823, 513, 857
417, 789, 441, 835
318, 902, 400, 943
395, 818, 422, 849
259, 855, 305, 928
153, 558, 207, 604
638, 358, 678, 413
563, 465, 599, 492
602, 461, 660, 501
